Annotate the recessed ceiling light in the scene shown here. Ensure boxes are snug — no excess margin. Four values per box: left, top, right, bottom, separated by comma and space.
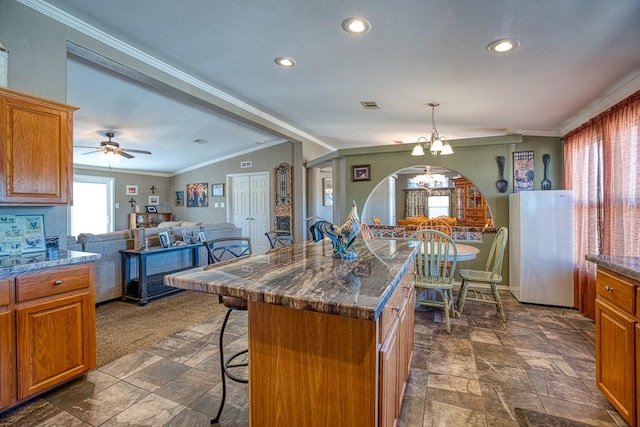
342, 17, 371, 34
487, 38, 521, 54
274, 56, 296, 67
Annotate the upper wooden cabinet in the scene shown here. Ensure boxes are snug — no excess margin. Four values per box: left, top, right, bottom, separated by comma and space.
0, 87, 77, 205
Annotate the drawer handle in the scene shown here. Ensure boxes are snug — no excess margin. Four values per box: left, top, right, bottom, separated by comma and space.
604, 285, 613, 292
393, 305, 401, 312
53, 280, 63, 286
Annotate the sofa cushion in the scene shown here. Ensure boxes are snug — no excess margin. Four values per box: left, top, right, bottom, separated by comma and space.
77, 230, 131, 244
157, 221, 183, 228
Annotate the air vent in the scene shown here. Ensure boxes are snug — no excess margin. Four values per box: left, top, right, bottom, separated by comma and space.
240, 161, 253, 168
192, 138, 210, 144
360, 101, 380, 109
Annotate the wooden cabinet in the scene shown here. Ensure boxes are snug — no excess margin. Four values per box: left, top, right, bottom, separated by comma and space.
247, 267, 415, 427
595, 267, 638, 426
128, 212, 173, 228
452, 177, 489, 227
0, 279, 13, 410
0, 87, 77, 205
0, 263, 96, 413
379, 271, 414, 426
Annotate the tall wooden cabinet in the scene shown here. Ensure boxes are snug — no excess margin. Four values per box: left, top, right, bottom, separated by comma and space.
0, 262, 96, 413
0, 87, 77, 205
453, 177, 490, 227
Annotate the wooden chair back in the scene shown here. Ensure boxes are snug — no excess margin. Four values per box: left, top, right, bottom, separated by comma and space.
360, 222, 374, 240
416, 219, 453, 238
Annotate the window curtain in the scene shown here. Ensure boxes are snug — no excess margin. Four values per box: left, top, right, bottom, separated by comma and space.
403, 189, 429, 217
564, 90, 640, 318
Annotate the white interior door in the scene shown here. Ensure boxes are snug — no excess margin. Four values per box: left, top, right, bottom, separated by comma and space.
230, 172, 270, 254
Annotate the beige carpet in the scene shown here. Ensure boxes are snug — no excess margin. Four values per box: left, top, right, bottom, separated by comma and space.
95, 290, 225, 366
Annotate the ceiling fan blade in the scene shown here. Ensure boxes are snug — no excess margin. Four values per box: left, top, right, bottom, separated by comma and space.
80, 150, 104, 155
121, 148, 152, 155
116, 151, 134, 159
73, 145, 102, 149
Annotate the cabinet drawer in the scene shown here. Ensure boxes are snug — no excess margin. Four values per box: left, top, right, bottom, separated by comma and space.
379, 273, 414, 343
597, 268, 635, 315
0, 279, 9, 307
16, 264, 90, 302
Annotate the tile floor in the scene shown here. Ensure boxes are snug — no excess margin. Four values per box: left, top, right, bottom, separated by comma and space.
0, 290, 628, 427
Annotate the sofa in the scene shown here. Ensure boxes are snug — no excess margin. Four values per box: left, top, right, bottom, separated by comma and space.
68, 222, 243, 303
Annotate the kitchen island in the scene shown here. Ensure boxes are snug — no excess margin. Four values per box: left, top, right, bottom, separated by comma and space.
586, 255, 640, 426
165, 238, 417, 427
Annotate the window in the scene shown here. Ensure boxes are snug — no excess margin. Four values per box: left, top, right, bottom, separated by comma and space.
68, 175, 115, 236
428, 195, 450, 218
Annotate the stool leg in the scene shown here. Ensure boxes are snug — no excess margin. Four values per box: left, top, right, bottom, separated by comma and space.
490, 283, 507, 323
211, 308, 233, 425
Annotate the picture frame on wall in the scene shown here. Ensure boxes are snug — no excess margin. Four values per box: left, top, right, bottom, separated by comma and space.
513, 151, 535, 192
186, 182, 209, 207
125, 184, 138, 196
175, 191, 184, 206
212, 183, 224, 197
351, 165, 371, 182
148, 195, 160, 205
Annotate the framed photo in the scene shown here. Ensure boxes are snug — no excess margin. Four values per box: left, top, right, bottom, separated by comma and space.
158, 231, 171, 248
513, 151, 535, 192
175, 191, 184, 206
322, 178, 333, 206
148, 195, 160, 205
212, 183, 225, 197
198, 232, 206, 243
125, 184, 138, 196
187, 182, 209, 207
146, 205, 158, 213
351, 165, 371, 182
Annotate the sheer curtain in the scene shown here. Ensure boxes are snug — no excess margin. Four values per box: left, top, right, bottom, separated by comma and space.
564, 90, 640, 317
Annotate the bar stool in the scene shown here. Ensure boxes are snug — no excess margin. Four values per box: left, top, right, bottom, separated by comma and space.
204, 237, 252, 425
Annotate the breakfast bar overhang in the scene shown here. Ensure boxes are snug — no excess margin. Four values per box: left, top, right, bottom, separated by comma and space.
164, 239, 417, 426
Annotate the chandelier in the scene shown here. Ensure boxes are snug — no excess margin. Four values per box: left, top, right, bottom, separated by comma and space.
411, 102, 454, 156
412, 166, 448, 189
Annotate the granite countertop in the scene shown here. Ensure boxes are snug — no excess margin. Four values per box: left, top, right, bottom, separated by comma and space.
165, 238, 417, 321
585, 254, 640, 281
0, 250, 101, 276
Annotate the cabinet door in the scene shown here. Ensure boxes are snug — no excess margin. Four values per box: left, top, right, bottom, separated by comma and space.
379, 317, 400, 427
596, 299, 635, 425
0, 89, 74, 205
16, 292, 95, 399
0, 278, 14, 410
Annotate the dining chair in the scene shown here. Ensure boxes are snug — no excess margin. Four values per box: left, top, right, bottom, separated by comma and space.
203, 237, 252, 424
417, 218, 453, 237
408, 229, 458, 334
264, 230, 294, 249
455, 226, 508, 322
371, 216, 382, 225
360, 222, 374, 240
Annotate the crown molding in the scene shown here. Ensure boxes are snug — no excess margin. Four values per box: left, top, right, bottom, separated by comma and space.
560, 71, 640, 135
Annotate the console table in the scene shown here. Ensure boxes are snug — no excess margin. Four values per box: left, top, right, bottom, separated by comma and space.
120, 244, 200, 305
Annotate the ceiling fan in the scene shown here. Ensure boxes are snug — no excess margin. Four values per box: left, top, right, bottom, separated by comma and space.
74, 132, 152, 159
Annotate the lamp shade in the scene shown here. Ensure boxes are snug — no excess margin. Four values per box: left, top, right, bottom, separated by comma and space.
411, 144, 425, 156
430, 138, 443, 152
440, 142, 454, 155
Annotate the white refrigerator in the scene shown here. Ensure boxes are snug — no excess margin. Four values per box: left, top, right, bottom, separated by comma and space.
509, 190, 574, 307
